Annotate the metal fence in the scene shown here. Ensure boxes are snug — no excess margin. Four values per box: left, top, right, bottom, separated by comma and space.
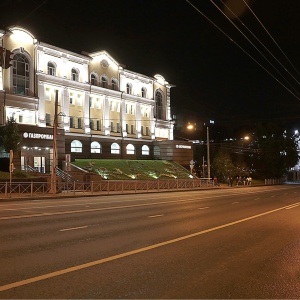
0, 179, 214, 198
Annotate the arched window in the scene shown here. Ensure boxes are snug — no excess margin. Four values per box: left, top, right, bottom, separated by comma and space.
91, 73, 97, 86
141, 87, 146, 98
154, 146, 160, 156
126, 144, 135, 155
111, 78, 118, 90
12, 53, 29, 95
126, 83, 132, 94
91, 141, 101, 153
47, 62, 56, 76
71, 140, 82, 153
111, 142, 120, 154
155, 90, 163, 119
71, 68, 79, 81
101, 76, 108, 88
142, 145, 150, 155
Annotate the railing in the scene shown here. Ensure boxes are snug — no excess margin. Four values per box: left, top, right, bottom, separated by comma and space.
0, 179, 214, 198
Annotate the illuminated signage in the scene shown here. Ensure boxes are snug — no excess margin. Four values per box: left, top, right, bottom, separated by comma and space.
23, 132, 53, 140
176, 144, 192, 149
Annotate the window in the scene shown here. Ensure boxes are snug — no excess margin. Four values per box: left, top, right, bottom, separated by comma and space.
19, 115, 23, 123
45, 88, 50, 101
126, 144, 135, 155
154, 146, 160, 156
46, 113, 51, 126
78, 117, 82, 129
141, 87, 146, 98
91, 141, 101, 153
89, 97, 93, 108
101, 76, 108, 88
141, 126, 144, 136
142, 145, 150, 155
109, 101, 114, 111
70, 116, 75, 128
96, 120, 101, 131
71, 68, 79, 81
117, 123, 120, 133
155, 90, 163, 119
126, 124, 129, 133
77, 94, 82, 106
12, 53, 29, 96
91, 73, 97, 86
111, 142, 120, 154
110, 122, 114, 132
69, 93, 74, 104
71, 140, 82, 153
131, 124, 134, 134
96, 99, 101, 109
126, 83, 132, 94
90, 120, 94, 130
47, 62, 56, 76
111, 78, 118, 90
146, 127, 150, 136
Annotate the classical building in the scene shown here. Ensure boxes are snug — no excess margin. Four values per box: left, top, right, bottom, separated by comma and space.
0, 26, 192, 173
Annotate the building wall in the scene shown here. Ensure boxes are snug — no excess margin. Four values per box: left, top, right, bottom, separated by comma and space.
0, 26, 192, 171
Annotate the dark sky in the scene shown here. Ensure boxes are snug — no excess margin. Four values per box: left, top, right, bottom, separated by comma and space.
2, 0, 300, 129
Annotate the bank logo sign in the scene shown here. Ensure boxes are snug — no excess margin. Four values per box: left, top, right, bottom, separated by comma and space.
23, 132, 53, 140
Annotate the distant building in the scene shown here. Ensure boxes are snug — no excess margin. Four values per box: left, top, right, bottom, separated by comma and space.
0, 26, 193, 172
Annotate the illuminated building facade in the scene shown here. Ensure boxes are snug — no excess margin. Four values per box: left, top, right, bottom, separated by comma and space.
0, 26, 192, 172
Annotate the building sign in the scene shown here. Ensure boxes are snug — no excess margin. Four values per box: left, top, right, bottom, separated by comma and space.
23, 132, 53, 140
176, 144, 192, 149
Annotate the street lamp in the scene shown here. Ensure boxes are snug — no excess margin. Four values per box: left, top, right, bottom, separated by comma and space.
187, 123, 211, 180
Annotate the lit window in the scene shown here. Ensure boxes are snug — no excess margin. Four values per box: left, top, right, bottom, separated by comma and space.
142, 145, 150, 155
71, 140, 82, 153
77, 94, 82, 106
91, 141, 101, 153
111, 142, 120, 154
12, 53, 29, 96
69, 93, 74, 104
126, 144, 135, 155
46, 113, 51, 126
45, 88, 50, 101
47, 62, 56, 76
71, 68, 79, 81
155, 90, 163, 119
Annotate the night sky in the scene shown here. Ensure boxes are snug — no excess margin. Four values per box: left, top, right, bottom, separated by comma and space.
2, 0, 300, 130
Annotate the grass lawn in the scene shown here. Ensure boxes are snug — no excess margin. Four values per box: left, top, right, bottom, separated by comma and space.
72, 159, 195, 180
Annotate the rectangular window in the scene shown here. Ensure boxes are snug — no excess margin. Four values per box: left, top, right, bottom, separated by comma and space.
89, 97, 93, 108
19, 115, 23, 123
90, 120, 94, 130
116, 102, 120, 112
96, 99, 101, 109
110, 122, 114, 132
130, 105, 134, 115
70, 93, 74, 105
96, 120, 101, 131
46, 113, 51, 126
141, 126, 144, 136
146, 127, 150, 136
70, 116, 74, 128
131, 124, 134, 134
45, 88, 50, 101
78, 118, 82, 129
77, 95, 82, 106
117, 123, 120, 133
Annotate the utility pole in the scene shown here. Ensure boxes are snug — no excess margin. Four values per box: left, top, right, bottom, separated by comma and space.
51, 90, 58, 193
207, 126, 211, 180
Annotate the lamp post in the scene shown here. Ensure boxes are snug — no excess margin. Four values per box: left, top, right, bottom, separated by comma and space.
187, 122, 211, 180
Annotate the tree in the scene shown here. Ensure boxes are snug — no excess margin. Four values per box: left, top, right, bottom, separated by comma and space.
212, 149, 236, 182
252, 123, 299, 178
0, 117, 22, 153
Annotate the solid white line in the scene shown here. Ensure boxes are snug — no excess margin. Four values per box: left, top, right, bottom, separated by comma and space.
285, 204, 300, 210
198, 207, 209, 210
59, 226, 89, 232
148, 214, 164, 218
0, 201, 298, 292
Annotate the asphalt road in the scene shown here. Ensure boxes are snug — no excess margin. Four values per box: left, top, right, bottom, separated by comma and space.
0, 185, 299, 299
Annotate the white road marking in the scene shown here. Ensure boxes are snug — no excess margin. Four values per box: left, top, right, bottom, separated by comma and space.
59, 226, 89, 232
1, 201, 299, 292
254, 198, 260, 200
232, 202, 239, 204
198, 207, 209, 210
148, 214, 164, 218
285, 203, 300, 210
